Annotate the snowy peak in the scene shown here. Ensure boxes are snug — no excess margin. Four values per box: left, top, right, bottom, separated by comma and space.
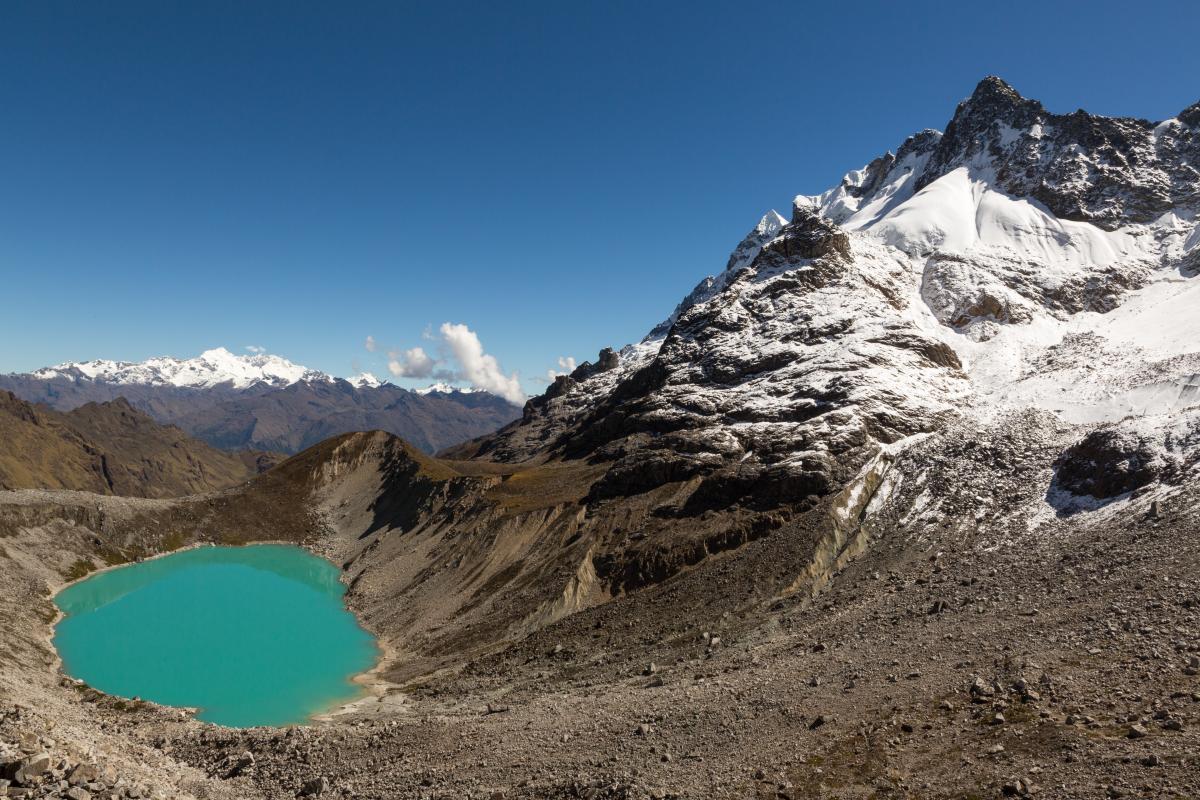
29, 347, 333, 389
819, 78, 1200, 234
414, 382, 483, 396
725, 209, 788, 273
949, 75, 1042, 132
646, 209, 787, 340
487, 77, 1200, 519
350, 372, 384, 389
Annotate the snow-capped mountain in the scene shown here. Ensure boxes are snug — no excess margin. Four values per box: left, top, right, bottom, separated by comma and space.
30, 347, 337, 389
483, 77, 1200, 517
414, 382, 485, 395
2, 348, 521, 454
350, 372, 384, 389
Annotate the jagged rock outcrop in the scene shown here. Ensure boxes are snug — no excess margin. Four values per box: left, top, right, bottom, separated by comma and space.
915, 76, 1200, 229
1054, 427, 1167, 499
1053, 412, 1200, 500
487, 193, 969, 509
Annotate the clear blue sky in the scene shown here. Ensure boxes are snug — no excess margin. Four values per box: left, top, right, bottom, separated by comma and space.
3, 1, 1198, 394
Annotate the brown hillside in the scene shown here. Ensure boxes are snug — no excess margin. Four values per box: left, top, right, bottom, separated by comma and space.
0, 391, 264, 497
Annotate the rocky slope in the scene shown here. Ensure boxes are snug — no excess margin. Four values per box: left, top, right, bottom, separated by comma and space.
1, 78, 1200, 799
0, 349, 521, 455
0, 392, 270, 497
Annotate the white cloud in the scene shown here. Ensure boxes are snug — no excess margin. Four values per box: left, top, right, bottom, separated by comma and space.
546, 355, 577, 383
387, 346, 436, 378
440, 322, 526, 405
244, 345, 266, 354
366, 324, 527, 405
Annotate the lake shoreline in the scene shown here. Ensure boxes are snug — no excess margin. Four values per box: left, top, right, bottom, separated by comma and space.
50, 541, 385, 729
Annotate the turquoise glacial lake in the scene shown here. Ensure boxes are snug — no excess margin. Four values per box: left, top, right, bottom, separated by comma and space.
53, 544, 378, 728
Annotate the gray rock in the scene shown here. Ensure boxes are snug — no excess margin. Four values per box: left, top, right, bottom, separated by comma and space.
299, 776, 330, 796
68, 764, 100, 786
14, 752, 51, 784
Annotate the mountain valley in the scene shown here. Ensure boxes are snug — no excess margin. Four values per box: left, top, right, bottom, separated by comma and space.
2, 77, 1200, 799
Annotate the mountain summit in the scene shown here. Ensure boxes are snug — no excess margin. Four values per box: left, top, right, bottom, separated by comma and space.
477, 77, 1200, 518
31, 347, 339, 389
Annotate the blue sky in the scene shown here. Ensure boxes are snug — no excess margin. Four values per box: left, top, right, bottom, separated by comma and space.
3, 1, 1198, 398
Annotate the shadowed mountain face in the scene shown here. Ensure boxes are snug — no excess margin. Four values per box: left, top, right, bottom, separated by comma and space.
0, 375, 521, 455
0, 391, 270, 497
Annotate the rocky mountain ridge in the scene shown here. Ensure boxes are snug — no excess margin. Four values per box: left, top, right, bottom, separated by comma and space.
487, 77, 1200, 511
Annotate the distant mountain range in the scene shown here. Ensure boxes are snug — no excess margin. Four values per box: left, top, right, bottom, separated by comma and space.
0, 390, 272, 497
0, 348, 520, 455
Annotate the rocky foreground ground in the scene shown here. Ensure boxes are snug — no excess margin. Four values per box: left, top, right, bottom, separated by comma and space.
0, 415, 1197, 800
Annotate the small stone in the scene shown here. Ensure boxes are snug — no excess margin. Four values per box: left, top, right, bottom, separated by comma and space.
808, 714, 829, 730
300, 777, 330, 796
643, 663, 658, 675
1127, 723, 1149, 739
1143, 753, 1160, 767
970, 677, 995, 701
66, 788, 91, 800
68, 765, 100, 786
636, 723, 652, 737
986, 744, 1005, 755
990, 712, 1006, 725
